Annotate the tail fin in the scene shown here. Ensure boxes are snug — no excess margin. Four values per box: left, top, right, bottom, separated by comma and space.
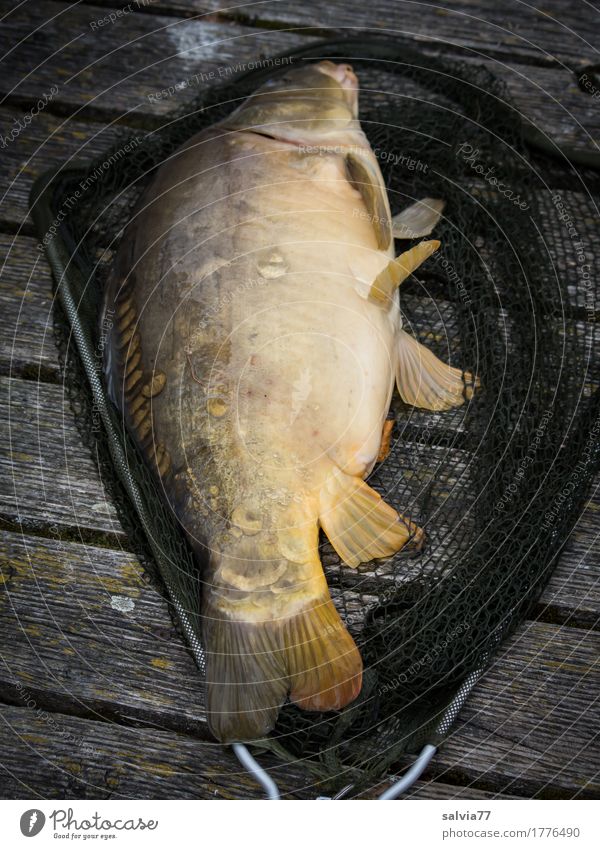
203, 593, 362, 743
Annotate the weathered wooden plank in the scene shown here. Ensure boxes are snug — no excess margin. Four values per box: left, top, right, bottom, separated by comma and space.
0, 106, 125, 232
0, 530, 207, 733
0, 702, 524, 799
0, 235, 58, 379
436, 621, 600, 798
0, 0, 307, 121
0, 528, 597, 796
383, 778, 522, 800
0, 0, 597, 804
0, 703, 316, 799
0, 28, 597, 237
0, 376, 124, 538
130, 0, 600, 156
77, 0, 599, 68
537, 476, 600, 629
1, 1, 599, 152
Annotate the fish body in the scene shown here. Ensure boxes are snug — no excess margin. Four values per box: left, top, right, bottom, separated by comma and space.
103, 62, 472, 741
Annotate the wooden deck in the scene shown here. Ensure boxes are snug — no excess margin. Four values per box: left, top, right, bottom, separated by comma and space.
0, 0, 599, 799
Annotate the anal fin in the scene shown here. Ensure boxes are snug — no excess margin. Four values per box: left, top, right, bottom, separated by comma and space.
396, 328, 478, 410
319, 467, 421, 567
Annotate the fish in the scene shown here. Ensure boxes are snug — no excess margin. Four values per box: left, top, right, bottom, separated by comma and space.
102, 60, 476, 743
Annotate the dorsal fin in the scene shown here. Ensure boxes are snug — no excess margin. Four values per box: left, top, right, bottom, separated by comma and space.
368, 240, 440, 304
345, 151, 392, 250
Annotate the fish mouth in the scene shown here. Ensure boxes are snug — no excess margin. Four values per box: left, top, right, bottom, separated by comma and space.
314, 60, 359, 118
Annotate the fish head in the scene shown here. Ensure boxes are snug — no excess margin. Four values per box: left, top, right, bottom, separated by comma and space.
224, 61, 360, 142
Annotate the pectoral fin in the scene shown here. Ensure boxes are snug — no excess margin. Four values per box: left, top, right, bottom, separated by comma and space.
368, 240, 440, 304
392, 198, 445, 239
346, 151, 392, 250
396, 329, 478, 410
319, 466, 422, 567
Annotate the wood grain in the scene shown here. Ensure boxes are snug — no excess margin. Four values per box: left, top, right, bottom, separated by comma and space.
0, 703, 316, 799
0, 702, 525, 799
0, 0, 307, 121
1, 529, 597, 796
0, 376, 125, 538
0, 530, 207, 733
439, 620, 600, 798
0, 107, 125, 233
0, 235, 60, 379
0, 1, 599, 151
65, 0, 599, 68
536, 483, 600, 630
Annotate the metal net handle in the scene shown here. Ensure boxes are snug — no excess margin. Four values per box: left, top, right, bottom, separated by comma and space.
233, 665, 487, 799
233, 743, 437, 800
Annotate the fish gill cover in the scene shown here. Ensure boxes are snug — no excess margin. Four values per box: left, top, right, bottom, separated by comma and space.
30, 38, 600, 792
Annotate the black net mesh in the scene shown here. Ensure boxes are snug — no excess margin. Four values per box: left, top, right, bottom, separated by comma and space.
31, 38, 600, 792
